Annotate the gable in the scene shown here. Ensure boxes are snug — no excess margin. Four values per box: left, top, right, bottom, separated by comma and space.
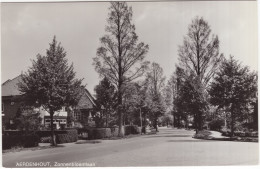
2, 75, 23, 97
76, 88, 96, 110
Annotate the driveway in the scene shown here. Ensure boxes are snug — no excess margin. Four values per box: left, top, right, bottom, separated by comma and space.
2, 127, 259, 167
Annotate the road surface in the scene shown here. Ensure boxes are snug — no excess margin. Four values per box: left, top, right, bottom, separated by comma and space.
2, 127, 259, 167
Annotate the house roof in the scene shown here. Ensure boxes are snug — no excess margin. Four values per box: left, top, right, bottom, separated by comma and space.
76, 87, 96, 109
2, 75, 96, 109
2, 75, 23, 97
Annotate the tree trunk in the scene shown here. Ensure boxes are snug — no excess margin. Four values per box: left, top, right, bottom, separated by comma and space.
106, 109, 108, 127
154, 118, 158, 132
117, 89, 124, 137
50, 110, 57, 146
197, 112, 202, 131
230, 107, 234, 137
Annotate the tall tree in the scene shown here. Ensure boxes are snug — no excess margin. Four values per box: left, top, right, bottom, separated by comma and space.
94, 77, 116, 127
93, 2, 149, 136
19, 36, 82, 145
209, 56, 257, 136
177, 16, 223, 131
145, 62, 166, 131
178, 16, 223, 88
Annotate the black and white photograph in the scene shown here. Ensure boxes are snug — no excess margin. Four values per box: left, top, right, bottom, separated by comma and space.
1, 0, 259, 167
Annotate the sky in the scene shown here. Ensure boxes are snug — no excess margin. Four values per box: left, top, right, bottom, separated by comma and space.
1, 1, 258, 95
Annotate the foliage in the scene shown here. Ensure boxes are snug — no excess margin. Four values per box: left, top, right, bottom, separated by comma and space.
14, 105, 43, 132
94, 77, 116, 127
18, 36, 82, 145
56, 129, 78, 144
159, 112, 173, 126
209, 56, 258, 136
2, 134, 39, 150
93, 2, 149, 136
144, 63, 166, 130
193, 130, 212, 139
178, 16, 223, 88
124, 125, 141, 135
208, 118, 225, 131
176, 17, 222, 131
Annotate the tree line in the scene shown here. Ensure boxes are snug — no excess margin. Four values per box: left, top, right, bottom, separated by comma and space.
17, 2, 258, 145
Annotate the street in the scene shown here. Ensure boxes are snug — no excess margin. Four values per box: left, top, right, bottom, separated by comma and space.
2, 127, 259, 167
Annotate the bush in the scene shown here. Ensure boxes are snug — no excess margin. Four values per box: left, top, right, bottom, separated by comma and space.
110, 127, 119, 137
2, 134, 39, 150
37, 129, 78, 143
124, 125, 141, 135
78, 126, 140, 140
94, 128, 111, 139
36, 130, 68, 138
193, 130, 212, 139
208, 119, 224, 131
40, 136, 51, 143
78, 128, 112, 140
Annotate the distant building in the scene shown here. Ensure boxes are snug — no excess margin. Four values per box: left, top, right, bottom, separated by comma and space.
1, 75, 97, 130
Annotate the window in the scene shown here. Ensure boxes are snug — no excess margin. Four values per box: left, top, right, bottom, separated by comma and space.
74, 111, 81, 121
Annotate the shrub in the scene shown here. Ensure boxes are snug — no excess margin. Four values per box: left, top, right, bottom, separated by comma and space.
2, 134, 39, 150
193, 130, 212, 139
57, 134, 70, 144
208, 119, 224, 131
124, 125, 141, 135
110, 127, 119, 137
23, 134, 39, 147
37, 129, 78, 143
79, 128, 112, 140
40, 136, 51, 143
94, 128, 111, 139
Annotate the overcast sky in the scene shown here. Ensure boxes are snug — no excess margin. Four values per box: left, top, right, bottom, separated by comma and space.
1, 1, 258, 95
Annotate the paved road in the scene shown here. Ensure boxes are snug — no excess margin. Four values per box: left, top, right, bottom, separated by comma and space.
2, 127, 259, 167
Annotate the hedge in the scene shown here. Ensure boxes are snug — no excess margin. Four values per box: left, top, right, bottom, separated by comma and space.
111, 127, 119, 137
78, 125, 141, 140
37, 129, 78, 144
222, 131, 258, 137
83, 128, 112, 139
124, 125, 141, 135
2, 134, 39, 150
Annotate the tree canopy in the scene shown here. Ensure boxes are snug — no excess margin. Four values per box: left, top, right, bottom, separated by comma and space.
94, 77, 116, 127
209, 56, 257, 135
19, 36, 82, 145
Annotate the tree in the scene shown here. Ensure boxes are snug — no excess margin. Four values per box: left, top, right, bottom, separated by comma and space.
209, 56, 257, 136
93, 2, 149, 136
94, 77, 116, 127
178, 16, 223, 88
14, 105, 43, 132
19, 36, 82, 146
145, 63, 166, 131
170, 67, 187, 128
177, 16, 223, 131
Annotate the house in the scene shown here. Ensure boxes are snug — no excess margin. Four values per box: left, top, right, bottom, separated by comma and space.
72, 87, 97, 128
1, 75, 97, 129
2, 76, 24, 128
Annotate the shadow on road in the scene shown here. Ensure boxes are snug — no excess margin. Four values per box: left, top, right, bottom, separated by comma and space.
144, 135, 192, 138
167, 139, 216, 142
